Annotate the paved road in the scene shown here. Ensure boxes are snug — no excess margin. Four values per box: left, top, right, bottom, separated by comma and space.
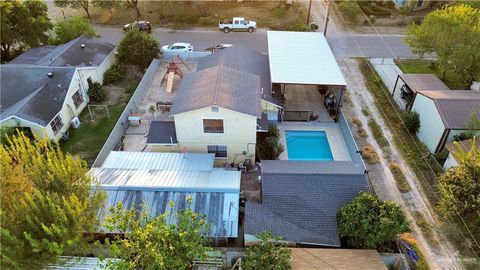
94, 26, 416, 58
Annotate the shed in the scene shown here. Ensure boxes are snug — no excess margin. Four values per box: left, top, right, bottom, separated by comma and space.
392, 74, 449, 110
90, 151, 241, 238
245, 160, 369, 247
443, 138, 479, 169
267, 31, 347, 121
411, 90, 480, 153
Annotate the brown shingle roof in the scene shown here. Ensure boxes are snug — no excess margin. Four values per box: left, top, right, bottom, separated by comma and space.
418, 90, 480, 129
399, 74, 450, 93
445, 138, 480, 153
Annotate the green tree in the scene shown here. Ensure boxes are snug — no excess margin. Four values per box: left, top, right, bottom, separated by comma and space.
243, 231, 292, 270
0, 133, 105, 269
54, 0, 92, 19
438, 137, 480, 243
88, 81, 106, 102
337, 1, 362, 24
123, 0, 141, 17
54, 16, 96, 44
337, 192, 409, 249
117, 30, 160, 70
402, 111, 421, 133
0, 0, 52, 61
103, 197, 210, 269
92, 0, 120, 14
405, 5, 480, 86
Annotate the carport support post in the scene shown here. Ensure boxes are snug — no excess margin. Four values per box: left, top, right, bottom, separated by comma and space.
335, 87, 345, 122
392, 75, 399, 96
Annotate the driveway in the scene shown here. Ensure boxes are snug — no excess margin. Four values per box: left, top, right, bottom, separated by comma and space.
369, 58, 408, 110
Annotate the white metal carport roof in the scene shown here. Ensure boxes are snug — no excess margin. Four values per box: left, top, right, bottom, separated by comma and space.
267, 31, 347, 86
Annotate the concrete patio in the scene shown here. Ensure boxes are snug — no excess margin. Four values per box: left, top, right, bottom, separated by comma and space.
283, 85, 336, 122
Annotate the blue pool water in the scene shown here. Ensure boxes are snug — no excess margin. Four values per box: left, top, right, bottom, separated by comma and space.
285, 130, 334, 161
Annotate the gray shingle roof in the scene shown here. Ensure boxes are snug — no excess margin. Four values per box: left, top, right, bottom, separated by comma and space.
9, 35, 115, 67
0, 65, 76, 125
197, 46, 282, 106
245, 160, 369, 246
146, 121, 177, 144
419, 90, 480, 129
170, 65, 262, 117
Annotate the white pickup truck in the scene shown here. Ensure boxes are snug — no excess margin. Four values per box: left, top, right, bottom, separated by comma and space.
218, 17, 257, 33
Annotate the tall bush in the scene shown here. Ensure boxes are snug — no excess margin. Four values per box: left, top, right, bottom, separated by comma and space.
88, 82, 106, 102
243, 232, 291, 270
337, 1, 362, 24
402, 111, 420, 133
103, 64, 125, 85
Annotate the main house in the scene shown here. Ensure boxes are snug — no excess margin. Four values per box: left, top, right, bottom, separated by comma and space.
147, 45, 282, 165
0, 35, 115, 141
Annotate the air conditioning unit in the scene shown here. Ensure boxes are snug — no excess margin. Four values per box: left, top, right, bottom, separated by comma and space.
71, 117, 81, 128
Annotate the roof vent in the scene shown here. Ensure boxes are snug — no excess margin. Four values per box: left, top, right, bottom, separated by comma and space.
47, 72, 54, 78
80, 44, 86, 49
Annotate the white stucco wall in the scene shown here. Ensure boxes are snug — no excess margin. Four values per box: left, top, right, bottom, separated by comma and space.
172, 106, 257, 165
411, 94, 446, 153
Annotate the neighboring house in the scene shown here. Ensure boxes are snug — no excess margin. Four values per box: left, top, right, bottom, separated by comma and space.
147, 46, 282, 165
90, 151, 241, 240
443, 138, 479, 170
245, 160, 369, 247
411, 90, 480, 153
0, 35, 115, 141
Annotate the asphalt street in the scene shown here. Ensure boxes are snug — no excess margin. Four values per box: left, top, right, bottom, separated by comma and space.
94, 26, 416, 59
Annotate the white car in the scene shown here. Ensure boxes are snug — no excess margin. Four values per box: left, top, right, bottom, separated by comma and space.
161, 42, 193, 53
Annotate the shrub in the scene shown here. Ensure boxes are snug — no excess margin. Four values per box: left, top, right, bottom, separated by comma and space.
337, 1, 362, 24
243, 231, 291, 270
267, 125, 280, 139
88, 82, 106, 102
338, 192, 410, 250
259, 136, 284, 160
361, 145, 379, 164
402, 111, 420, 133
389, 162, 411, 193
285, 19, 309, 31
103, 64, 125, 85
369, 15, 376, 25
274, 7, 287, 17
368, 119, 389, 148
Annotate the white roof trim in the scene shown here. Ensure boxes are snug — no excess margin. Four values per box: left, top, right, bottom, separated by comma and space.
267, 31, 347, 86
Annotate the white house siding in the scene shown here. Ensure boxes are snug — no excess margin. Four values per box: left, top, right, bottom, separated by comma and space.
411, 94, 446, 153
443, 153, 459, 170
46, 70, 89, 141
0, 117, 47, 140
172, 106, 257, 166
77, 50, 116, 89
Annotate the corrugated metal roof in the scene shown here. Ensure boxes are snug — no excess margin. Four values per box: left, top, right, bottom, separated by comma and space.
92, 168, 240, 193
47, 256, 111, 269
419, 90, 480, 129
267, 31, 347, 86
99, 151, 215, 171
91, 151, 240, 238
399, 74, 450, 93
169, 65, 262, 117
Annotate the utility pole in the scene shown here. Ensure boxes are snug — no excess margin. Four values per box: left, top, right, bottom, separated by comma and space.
306, 0, 313, 25
323, 0, 331, 36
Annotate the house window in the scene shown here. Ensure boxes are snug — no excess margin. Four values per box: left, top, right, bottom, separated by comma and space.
72, 89, 84, 108
208, 145, 227, 158
50, 115, 64, 134
203, 119, 224, 133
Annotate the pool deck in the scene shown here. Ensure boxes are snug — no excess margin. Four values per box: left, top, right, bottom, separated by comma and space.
277, 122, 351, 161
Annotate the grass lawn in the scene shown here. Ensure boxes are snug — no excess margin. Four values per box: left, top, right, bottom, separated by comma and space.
360, 58, 479, 264
394, 59, 469, 89
61, 78, 140, 166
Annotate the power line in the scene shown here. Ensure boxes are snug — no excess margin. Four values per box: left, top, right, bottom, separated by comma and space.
328, 2, 480, 256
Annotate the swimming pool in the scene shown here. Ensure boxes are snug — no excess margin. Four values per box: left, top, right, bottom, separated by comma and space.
285, 130, 334, 161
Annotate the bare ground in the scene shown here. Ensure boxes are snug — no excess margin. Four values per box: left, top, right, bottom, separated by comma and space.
339, 58, 462, 270
305, 1, 463, 269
